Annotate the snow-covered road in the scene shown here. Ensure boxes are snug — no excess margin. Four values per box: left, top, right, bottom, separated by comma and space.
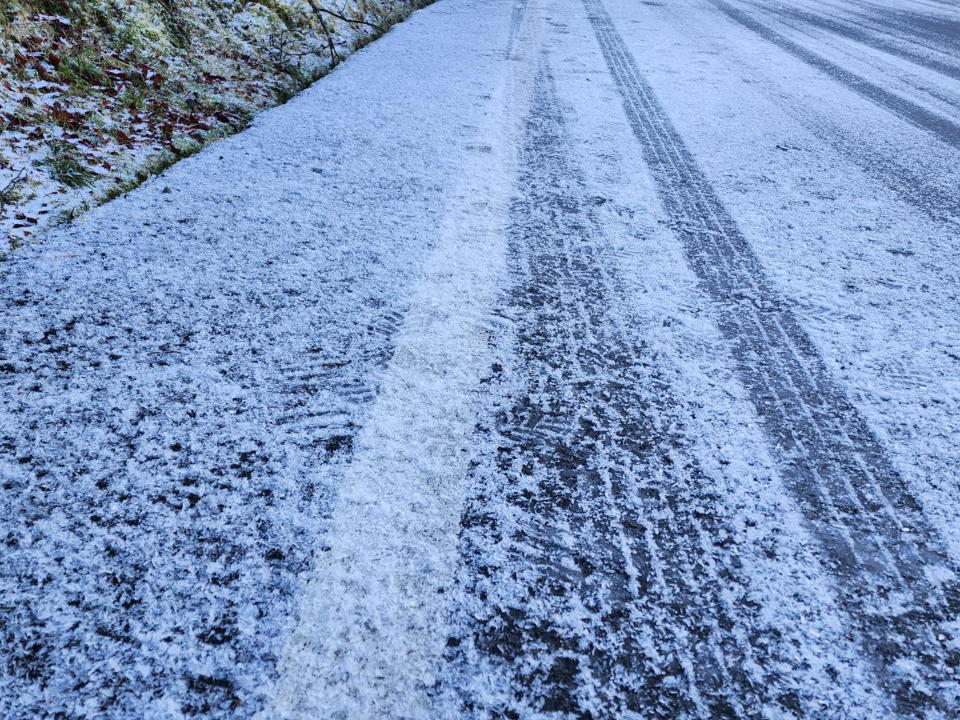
2, 0, 959, 717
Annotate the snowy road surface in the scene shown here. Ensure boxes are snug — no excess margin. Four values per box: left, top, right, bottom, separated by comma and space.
2, 0, 960, 717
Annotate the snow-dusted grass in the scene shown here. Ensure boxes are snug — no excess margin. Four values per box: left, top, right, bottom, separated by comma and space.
0, 0, 427, 252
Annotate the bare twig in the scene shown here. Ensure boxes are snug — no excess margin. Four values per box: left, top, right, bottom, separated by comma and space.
314, 6, 386, 33
316, 13, 343, 64
0, 169, 27, 214
266, 29, 295, 68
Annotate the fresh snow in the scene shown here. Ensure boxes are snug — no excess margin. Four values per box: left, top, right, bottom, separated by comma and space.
2, 0, 959, 718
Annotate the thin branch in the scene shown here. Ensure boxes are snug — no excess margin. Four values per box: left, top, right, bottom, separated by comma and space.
316, 13, 343, 64
0, 169, 27, 214
314, 7, 386, 33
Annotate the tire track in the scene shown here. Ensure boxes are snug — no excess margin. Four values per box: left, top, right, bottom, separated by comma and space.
260, 2, 531, 714
273, 305, 404, 461
440, 63, 820, 720
659, 3, 960, 226
505, 0, 530, 58
711, 0, 960, 151
583, 0, 960, 715
801, 113, 960, 224
862, 3, 960, 55
759, 2, 960, 82
755, 2, 960, 118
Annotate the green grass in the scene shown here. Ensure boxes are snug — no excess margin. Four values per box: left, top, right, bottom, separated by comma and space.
59, 49, 110, 89
40, 141, 98, 188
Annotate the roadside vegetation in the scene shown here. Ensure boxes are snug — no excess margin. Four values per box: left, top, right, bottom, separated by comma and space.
0, 0, 427, 251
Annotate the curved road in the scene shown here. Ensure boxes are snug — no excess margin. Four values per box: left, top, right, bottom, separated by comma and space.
2, 0, 959, 718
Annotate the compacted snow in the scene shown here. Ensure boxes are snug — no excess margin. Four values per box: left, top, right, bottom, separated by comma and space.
2, 0, 959, 718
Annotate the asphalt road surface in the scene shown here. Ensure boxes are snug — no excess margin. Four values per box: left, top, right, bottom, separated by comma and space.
2, 0, 959, 718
